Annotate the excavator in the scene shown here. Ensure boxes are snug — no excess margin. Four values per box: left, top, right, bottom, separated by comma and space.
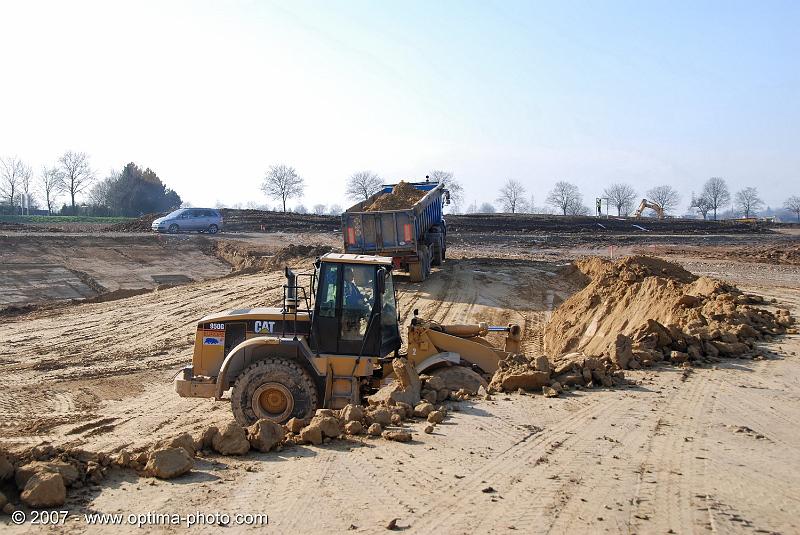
633, 198, 665, 219
175, 253, 521, 425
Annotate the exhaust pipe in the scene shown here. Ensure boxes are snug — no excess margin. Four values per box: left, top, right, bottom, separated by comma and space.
285, 267, 297, 314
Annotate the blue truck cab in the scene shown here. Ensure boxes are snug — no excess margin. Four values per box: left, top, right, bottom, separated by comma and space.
342, 181, 449, 282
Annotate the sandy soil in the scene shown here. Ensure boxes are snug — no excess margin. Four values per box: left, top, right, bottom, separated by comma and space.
1, 233, 799, 534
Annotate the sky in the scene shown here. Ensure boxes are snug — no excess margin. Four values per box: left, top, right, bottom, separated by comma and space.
1, 0, 798, 214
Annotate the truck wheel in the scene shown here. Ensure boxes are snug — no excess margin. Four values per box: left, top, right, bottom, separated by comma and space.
231, 358, 318, 426
168, 224, 179, 234
431, 242, 443, 266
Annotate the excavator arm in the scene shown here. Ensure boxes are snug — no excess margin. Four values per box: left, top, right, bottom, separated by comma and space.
633, 198, 665, 219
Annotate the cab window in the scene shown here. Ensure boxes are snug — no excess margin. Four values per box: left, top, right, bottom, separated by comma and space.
341, 264, 375, 340
319, 263, 339, 318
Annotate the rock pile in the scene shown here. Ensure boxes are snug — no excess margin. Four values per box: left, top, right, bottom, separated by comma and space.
545, 256, 794, 370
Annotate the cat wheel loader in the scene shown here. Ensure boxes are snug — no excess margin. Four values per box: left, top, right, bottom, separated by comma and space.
175, 253, 522, 426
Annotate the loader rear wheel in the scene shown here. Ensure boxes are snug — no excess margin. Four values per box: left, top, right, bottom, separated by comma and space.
231, 358, 318, 426
409, 261, 425, 282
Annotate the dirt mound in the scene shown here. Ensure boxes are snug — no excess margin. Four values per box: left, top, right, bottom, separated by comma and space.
268, 244, 333, 268
108, 213, 162, 232
207, 240, 333, 274
544, 255, 794, 369
365, 181, 425, 211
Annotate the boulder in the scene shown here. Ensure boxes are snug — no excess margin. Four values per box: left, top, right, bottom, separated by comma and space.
711, 341, 749, 356
609, 334, 634, 369
367, 423, 382, 436
430, 366, 488, 395
316, 416, 342, 438
0, 451, 13, 481
670, 351, 689, 364
424, 375, 445, 392
368, 407, 392, 427
395, 402, 413, 419
367, 358, 422, 406
211, 422, 250, 455
427, 410, 445, 424
145, 448, 193, 479
247, 419, 286, 452
344, 421, 363, 435
534, 356, 551, 375
493, 371, 550, 391
201, 425, 219, 449
299, 425, 323, 446
382, 430, 412, 442
286, 417, 306, 434
542, 386, 559, 398
315, 409, 337, 418
423, 424, 435, 434
413, 401, 434, 418
158, 432, 197, 456
16, 461, 79, 489
20, 472, 66, 508
341, 404, 364, 423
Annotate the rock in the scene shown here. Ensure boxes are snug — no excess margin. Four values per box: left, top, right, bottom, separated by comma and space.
555, 373, 584, 386
396, 402, 413, 419
0, 451, 13, 481
315, 409, 337, 418
367, 423, 382, 436
158, 432, 197, 456
430, 366, 488, 395
413, 401, 434, 418
542, 386, 559, 398
286, 417, 306, 434
3, 502, 14, 515
299, 424, 323, 445
247, 419, 287, 452
609, 334, 634, 369
369, 407, 392, 427
495, 371, 550, 391
340, 404, 363, 423
535, 355, 551, 375
391, 413, 402, 425
686, 344, 703, 360
344, 421, 363, 435
427, 410, 445, 424
424, 375, 445, 391
549, 381, 563, 393
145, 448, 193, 479
201, 425, 219, 449
20, 471, 66, 508
423, 424, 434, 434
436, 388, 451, 403
211, 422, 250, 455
15, 461, 79, 489
382, 430, 412, 442
711, 341, 749, 356
0, 491, 6, 510
422, 390, 438, 404
670, 351, 689, 364
367, 358, 422, 406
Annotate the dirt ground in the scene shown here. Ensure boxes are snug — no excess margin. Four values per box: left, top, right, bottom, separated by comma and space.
1, 228, 799, 534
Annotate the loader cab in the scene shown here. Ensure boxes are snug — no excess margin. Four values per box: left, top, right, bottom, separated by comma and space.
310, 253, 401, 356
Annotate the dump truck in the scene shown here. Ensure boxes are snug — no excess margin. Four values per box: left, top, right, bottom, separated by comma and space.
175, 253, 521, 426
342, 181, 449, 282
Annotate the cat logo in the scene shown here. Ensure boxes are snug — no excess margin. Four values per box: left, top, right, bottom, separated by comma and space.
254, 320, 276, 334
203, 336, 222, 346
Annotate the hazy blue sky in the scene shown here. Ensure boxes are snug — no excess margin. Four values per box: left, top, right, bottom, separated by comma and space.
1, 0, 797, 212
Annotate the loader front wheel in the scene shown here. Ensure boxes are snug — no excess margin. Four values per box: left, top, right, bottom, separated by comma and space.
231, 358, 318, 426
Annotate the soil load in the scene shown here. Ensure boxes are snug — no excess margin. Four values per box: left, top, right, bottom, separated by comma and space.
365, 181, 426, 212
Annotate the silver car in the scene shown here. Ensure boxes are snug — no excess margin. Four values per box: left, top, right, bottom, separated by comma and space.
151, 208, 223, 234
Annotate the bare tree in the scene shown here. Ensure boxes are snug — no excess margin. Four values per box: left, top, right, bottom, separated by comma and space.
784, 195, 800, 222
478, 202, 496, 213
57, 151, 94, 215
1, 156, 28, 211
17, 164, 33, 214
294, 204, 308, 214
38, 166, 62, 214
345, 171, 382, 202
690, 192, 711, 220
261, 164, 305, 212
313, 203, 327, 215
429, 169, 464, 212
734, 187, 764, 218
327, 204, 343, 216
646, 185, 680, 214
603, 183, 637, 216
546, 181, 582, 216
700, 177, 730, 220
496, 179, 526, 213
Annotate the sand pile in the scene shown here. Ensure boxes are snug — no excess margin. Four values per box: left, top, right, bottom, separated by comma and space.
544, 256, 794, 370
108, 212, 162, 231
365, 181, 425, 211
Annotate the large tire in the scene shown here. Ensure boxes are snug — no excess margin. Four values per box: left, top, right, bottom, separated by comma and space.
207, 224, 219, 235
231, 358, 318, 426
431, 240, 443, 266
167, 223, 179, 234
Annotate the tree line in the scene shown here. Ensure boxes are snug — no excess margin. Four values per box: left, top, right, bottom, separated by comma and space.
0, 153, 181, 217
